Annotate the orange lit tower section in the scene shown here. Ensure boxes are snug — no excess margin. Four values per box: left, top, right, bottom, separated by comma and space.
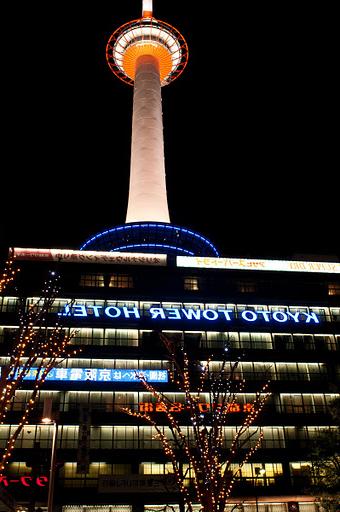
106, 0, 188, 223
81, 1, 219, 256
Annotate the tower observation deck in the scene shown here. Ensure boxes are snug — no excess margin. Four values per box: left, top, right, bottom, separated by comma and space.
81, 0, 219, 257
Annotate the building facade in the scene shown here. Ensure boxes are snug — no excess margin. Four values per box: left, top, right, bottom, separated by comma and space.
0, 249, 339, 511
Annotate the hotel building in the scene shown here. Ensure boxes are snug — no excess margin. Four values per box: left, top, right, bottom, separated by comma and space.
0, 249, 339, 512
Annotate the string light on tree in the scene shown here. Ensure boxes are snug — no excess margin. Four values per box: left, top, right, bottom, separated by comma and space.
123, 332, 271, 512
0, 256, 19, 294
0, 271, 79, 474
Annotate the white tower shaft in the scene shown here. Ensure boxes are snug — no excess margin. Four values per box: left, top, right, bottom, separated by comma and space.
125, 54, 170, 223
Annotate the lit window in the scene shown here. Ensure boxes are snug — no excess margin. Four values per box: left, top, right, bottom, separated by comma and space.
79, 274, 104, 287
109, 274, 133, 289
328, 283, 340, 296
238, 282, 256, 293
184, 277, 199, 291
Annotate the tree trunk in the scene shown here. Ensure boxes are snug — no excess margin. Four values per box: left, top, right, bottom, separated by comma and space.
179, 499, 185, 512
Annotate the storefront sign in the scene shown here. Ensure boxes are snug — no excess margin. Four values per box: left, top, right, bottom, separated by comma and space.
59, 304, 320, 324
12, 368, 168, 383
11, 247, 166, 266
177, 256, 340, 274
98, 475, 177, 493
0, 476, 48, 488
139, 402, 254, 413
11, 248, 339, 273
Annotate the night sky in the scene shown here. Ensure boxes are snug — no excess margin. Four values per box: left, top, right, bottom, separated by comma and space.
1, 1, 338, 262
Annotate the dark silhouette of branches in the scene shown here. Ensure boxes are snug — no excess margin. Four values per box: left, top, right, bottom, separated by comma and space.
0, 256, 19, 294
123, 332, 271, 512
0, 270, 78, 473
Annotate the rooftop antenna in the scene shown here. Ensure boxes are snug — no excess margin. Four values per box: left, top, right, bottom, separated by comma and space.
142, 0, 153, 18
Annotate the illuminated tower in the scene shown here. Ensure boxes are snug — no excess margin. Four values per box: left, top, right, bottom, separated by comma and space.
81, 0, 219, 256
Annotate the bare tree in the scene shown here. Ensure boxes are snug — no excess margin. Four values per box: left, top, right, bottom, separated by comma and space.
307, 398, 340, 510
0, 269, 78, 473
0, 256, 19, 294
124, 332, 271, 512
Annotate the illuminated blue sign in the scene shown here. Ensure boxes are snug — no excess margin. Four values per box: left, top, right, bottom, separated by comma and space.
16, 368, 168, 383
59, 304, 320, 324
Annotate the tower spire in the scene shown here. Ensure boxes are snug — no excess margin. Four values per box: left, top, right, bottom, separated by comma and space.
142, 0, 153, 18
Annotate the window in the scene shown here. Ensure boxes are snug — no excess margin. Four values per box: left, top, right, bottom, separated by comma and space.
293, 334, 315, 350
184, 277, 199, 291
0, 297, 18, 313
229, 462, 283, 486
331, 308, 340, 321
290, 462, 312, 487
109, 274, 133, 288
238, 282, 256, 293
79, 274, 134, 288
79, 274, 104, 287
238, 332, 272, 350
105, 329, 138, 347
281, 394, 303, 414
328, 283, 340, 296
6, 462, 31, 477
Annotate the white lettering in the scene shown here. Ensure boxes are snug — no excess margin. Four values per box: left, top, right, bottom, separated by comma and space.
166, 308, 181, 320
301, 312, 320, 323
202, 309, 219, 321
286, 311, 300, 323
181, 308, 201, 320
220, 309, 233, 321
257, 310, 270, 322
242, 310, 257, 322
272, 311, 288, 322
149, 307, 166, 319
73, 304, 87, 317
88, 305, 103, 317
122, 307, 140, 319
59, 304, 70, 316
57, 303, 320, 326
105, 306, 121, 318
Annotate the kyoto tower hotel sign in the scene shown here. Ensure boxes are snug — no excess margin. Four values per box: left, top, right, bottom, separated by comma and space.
81, 0, 219, 256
